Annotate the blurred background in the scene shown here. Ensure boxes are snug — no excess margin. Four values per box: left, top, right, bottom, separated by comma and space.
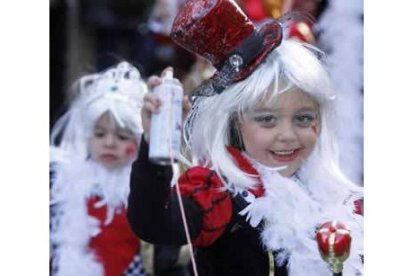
50, 0, 363, 186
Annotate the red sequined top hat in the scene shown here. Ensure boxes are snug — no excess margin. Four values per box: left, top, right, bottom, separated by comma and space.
170, 0, 283, 95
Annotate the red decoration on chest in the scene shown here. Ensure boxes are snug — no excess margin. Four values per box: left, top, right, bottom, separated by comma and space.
87, 197, 140, 276
227, 146, 265, 197
176, 147, 266, 247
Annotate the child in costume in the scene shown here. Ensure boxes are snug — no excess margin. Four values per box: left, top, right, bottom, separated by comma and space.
50, 62, 147, 276
127, 1, 363, 275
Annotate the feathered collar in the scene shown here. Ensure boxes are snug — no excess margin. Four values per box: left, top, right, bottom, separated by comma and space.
50, 157, 132, 276
226, 147, 364, 276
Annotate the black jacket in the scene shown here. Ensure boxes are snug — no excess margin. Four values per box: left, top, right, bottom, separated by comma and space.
127, 138, 288, 276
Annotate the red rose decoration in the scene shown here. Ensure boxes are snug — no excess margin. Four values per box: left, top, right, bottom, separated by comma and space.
316, 221, 352, 274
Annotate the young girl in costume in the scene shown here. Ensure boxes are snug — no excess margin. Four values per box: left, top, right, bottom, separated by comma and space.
50, 62, 147, 276
127, 1, 363, 275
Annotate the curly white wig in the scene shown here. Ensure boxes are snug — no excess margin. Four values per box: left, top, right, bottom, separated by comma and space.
50, 62, 148, 160
185, 39, 362, 198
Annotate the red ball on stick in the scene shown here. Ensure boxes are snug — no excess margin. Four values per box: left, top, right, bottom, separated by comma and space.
316, 221, 352, 274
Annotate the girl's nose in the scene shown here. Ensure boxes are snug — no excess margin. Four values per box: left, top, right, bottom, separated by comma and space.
104, 134, 116, 147
276, 121, 296, 143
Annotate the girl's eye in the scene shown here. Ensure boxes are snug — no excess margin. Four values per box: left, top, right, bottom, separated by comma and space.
117, 134, 130, 141
94, 131, 105, 138
116, 130, 133, 141
253, 114, 278, 127
294, 114, 317, 127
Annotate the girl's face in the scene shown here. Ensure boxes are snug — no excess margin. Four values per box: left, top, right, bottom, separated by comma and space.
239, 89, 320, 177
89, 113, 138, 170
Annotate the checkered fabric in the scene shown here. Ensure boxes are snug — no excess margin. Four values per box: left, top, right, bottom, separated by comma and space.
123, 254, 146, 276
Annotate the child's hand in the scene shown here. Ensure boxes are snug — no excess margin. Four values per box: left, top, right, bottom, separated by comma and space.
141, 67, 191, 142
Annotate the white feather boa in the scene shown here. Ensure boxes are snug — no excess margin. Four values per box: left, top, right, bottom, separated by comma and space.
50, 148, 132, 276
238, 155, 363, 276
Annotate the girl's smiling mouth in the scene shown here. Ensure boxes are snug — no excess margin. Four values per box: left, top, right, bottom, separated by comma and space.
269, 148, 302, 162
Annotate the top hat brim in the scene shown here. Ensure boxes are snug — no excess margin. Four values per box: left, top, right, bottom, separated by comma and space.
231, 20, 283, 82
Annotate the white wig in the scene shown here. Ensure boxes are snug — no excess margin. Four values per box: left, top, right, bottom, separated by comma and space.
185, 39, 362, 198
50, 62, 148, 160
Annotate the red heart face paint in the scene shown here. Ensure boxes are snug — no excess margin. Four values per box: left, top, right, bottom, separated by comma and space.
311, 121, 319, 135
125, 143, 137, 156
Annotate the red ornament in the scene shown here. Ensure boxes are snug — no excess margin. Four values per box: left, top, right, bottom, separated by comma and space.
243, 0, 268, 22
316, 221, 352, 274
288, 21, 315, 43
170, 0, 283, 90
353, 199, 364, 215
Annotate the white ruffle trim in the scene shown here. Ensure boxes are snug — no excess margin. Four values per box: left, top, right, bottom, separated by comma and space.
237, 155, 364, 276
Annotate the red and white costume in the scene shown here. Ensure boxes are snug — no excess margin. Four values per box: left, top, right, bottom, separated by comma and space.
50, 153, 145, 276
